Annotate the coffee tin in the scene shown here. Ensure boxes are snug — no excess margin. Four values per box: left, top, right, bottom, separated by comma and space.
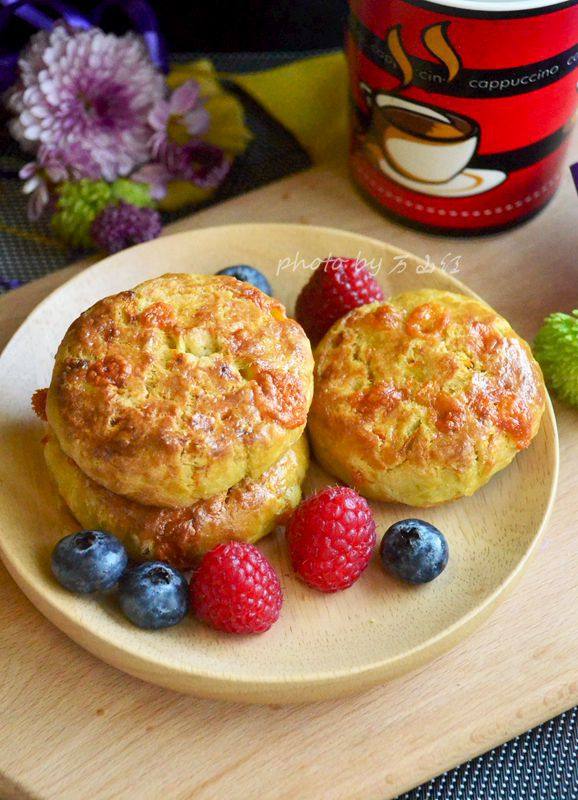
346, 0, 578, 233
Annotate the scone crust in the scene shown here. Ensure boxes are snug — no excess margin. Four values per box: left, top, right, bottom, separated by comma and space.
46, 273, 314, 507
44, 433, 309, 569
309, 289, 546, 506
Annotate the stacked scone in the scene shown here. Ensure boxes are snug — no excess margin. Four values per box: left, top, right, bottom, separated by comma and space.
40, 273, 314, 569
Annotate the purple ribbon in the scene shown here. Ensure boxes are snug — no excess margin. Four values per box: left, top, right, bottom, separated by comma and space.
0, 277, 24, 291
571, 163, 578, 198
0, 0, 166, 90
91, 0, 168, 73
1, 0, 88, 30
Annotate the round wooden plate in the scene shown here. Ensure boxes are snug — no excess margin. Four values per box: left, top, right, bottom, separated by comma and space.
0, 224, 558, 704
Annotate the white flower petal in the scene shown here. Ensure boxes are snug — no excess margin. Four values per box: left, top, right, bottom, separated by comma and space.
22, 176, 40, 194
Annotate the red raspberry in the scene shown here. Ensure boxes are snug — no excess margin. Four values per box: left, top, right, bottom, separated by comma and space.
190, 542, 282, 634
295, 257, 384, 345
286, 487, 376, 593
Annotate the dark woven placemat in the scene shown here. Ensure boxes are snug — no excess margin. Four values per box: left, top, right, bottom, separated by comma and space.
0, 51, 576, 800
399, 709, 577, 800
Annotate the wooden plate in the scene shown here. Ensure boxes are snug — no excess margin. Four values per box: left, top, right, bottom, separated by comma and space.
0, 224, 558, 704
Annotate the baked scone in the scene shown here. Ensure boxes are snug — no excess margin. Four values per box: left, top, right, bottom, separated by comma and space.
46, 273, 314, 507
44, 432, 309, 569
309, 289, 546, 506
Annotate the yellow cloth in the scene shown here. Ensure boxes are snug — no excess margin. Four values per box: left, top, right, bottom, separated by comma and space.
171, 52, 349, 167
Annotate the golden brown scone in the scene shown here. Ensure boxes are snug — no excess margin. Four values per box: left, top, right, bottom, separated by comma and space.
44, 432, 309, 569
46, 273, 313, 507
309, 289, 546, 506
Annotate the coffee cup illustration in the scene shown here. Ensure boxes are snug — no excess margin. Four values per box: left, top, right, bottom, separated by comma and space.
370, 93, 479, 185
358, 89, 506, 198
349, 3, 576, 230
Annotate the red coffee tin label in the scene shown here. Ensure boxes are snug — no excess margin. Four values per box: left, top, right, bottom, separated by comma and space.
346, 0, 578, 233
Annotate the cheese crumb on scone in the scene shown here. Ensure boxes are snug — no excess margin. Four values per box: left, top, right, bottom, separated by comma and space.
46, 273, 313, 507
308, 289, 546, 507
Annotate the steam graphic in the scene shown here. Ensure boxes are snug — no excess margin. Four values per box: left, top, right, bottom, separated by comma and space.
386, 25, 413, 88
386, 22, 461, 88
423, 22, 461, 82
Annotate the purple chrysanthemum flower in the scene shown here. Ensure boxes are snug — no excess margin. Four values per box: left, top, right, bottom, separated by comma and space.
148, 80, 211, 157
6, 24, 166, 182
134, 141, 230, 199
91, 202, 162, 253
133, 79, 230, 198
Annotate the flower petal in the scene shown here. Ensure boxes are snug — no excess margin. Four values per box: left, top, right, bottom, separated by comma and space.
132, 163, 171, 199
170, 80, 201, 116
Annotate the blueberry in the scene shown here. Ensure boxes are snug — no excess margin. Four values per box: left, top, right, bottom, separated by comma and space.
118, 562, 189, 629
216, 265, 272, 296
51, 530, 128, 593
380, 519, 449, 584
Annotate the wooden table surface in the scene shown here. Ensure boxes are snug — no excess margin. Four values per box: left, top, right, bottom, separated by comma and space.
1, 149, 577, 800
